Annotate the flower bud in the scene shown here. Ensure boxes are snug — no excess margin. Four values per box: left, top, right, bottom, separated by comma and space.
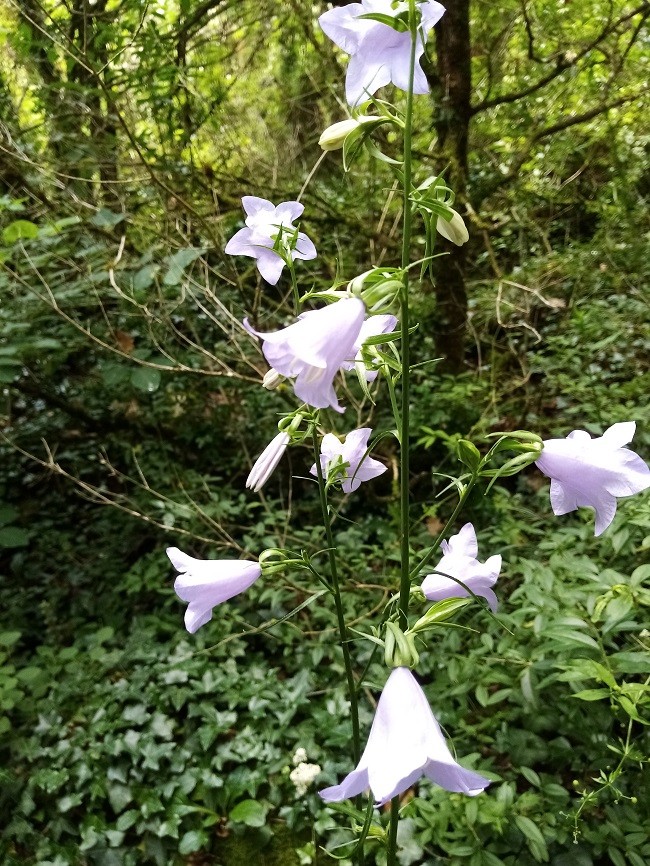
246, 431, 290, 493
318, 116, 377, 151
262, 368, 284, 390
436, 209, 469, 246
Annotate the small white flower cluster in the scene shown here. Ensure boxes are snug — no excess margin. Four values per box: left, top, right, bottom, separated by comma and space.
289, 748, 321, 797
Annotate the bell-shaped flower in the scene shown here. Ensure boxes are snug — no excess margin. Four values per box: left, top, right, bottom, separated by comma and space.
310, 427, 386, 493
535, 421, 650, 536
340, 313, 398, 382
244, 298, 366, 413
246, 431, 290, 493
225, 196, 316, 285
320, 667, 490, 805
167, 547, 261, 633
421, 523, 501, 613
436, 208, 469, 246
319, 0, 446, 106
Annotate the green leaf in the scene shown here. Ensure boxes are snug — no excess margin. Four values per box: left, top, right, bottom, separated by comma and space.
2, 220, 39, 243
179, 830, 208, 854
163, 248, 206, 285
572, 688, 610, 702
0, 506, 18, 527
91, 208, 125, 228
0, 526, 29, 548
229, 798, 269, 828
0, 631, 21, 647
514, 815, 546, 849
130, 367, 161, 393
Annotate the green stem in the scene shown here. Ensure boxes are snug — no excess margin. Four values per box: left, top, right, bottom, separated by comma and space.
389, 5, 418, 863
397, 0, 418, 629
386, 797, 400, 866
287, 257, 300, 313
312, 428, 361, 764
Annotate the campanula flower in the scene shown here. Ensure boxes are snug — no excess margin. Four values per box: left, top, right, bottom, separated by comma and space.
244, 298, 366, 412
319, 0, 446, 106
167, 547, 261, 633
225, 196, 316, 285
421, 523, 501, 612
246, 431, 290, 493
319, 667, 490, 805
535, 422, 650, 536
310, 427, 386, 493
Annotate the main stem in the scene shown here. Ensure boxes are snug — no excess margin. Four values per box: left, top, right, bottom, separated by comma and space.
312, 430, 361, 764
397, 6, 417, 630
388, 7, 419, 866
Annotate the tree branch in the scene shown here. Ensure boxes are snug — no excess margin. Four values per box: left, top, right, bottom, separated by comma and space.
471, 2, 649, 115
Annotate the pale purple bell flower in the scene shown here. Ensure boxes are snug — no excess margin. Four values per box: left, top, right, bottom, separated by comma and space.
535, 422, 650, 536
421, 523, 501, 613
319, 0, 446, 106
310, 427, 386, 493
341, 313, 398, 381
225, 196, 317, 285
246, 431, 290, 493
319, 667, 490, 805
167, 547, 261, 633
244, 298, 366, 413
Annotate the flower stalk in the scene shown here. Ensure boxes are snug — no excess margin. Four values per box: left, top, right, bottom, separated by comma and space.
311, 427, 361, 764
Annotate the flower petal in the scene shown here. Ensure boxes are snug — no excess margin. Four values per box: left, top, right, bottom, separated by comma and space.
254, 248, 286, 285
318, 3, 367, 55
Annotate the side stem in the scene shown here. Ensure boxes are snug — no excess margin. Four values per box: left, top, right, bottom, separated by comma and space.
312, 429, 361, 764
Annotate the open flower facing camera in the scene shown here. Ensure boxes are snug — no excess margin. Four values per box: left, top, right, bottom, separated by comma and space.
225, 196, 316, 285
422, 523, 501, 612
311, 427, 387, 494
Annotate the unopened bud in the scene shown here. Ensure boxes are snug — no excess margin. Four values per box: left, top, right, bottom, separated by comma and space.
262, 368, 284, 390
436, 209, 469, 246
318, 116, 377, 151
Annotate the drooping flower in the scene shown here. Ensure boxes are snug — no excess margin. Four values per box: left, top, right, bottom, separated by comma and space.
246, 431, 290, 493
319, 0, 446, 106
167, 548, 261, 633
310, 427, 386, 493
340, 313, 398, 381
319, 667, 490, 805
244, 298, 366, 413
535, 422, 650, 536
436, 208, 469, 246
225, 196, 316, 285
421, 523, 501, 612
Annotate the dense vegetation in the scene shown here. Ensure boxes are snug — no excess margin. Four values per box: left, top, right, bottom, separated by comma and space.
1, 0, 649, 864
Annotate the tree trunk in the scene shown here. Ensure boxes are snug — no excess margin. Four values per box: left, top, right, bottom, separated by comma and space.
428, 0, 472, 373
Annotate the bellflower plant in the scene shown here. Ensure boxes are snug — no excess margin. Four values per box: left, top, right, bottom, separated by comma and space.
225, 196, 317, 285
535, 422, 650, 536
244, 297, 366, 412
160, 2, 650, 862
320, 667, 490, 805
310, 427, 387, 493
319, 0, 446, 106
421, 523, 501, 612
167, 548, 262, 633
